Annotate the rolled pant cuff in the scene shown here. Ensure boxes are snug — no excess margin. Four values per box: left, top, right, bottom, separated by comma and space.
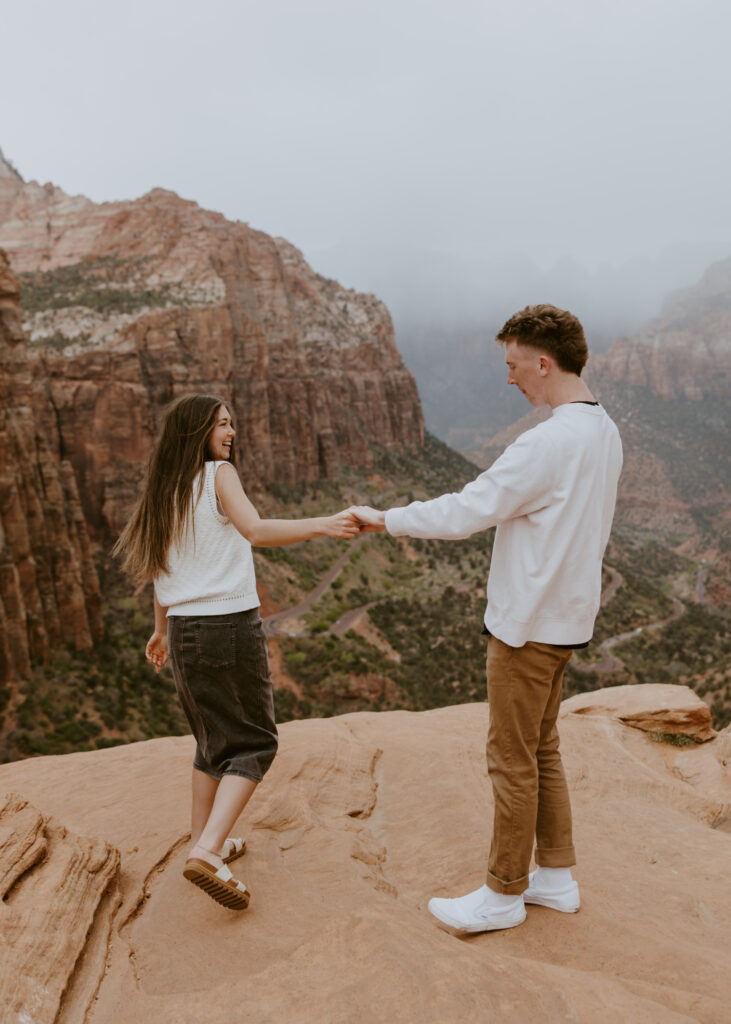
486, 869, 530, 896
535, 845, 576, 868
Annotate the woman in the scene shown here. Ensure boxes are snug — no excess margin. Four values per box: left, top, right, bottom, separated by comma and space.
114, 394, 360, 910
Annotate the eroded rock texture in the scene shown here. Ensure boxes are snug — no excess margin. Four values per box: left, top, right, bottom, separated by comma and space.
0, 791, 119, 1024
0, 250, 102, 688
0, 686, 728, 1022
0, 152, 424, 538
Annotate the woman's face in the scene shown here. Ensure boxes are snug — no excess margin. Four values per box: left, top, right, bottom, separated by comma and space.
206, 405, 235, 460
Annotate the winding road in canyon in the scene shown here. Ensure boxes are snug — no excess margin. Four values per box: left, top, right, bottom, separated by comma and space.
263, 534, 369, 636
588, 593, 685, 674
581, 563, 711, 674
265, 554, 702, 677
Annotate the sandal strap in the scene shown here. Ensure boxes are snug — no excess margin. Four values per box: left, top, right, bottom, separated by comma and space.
213, 864, 248, 894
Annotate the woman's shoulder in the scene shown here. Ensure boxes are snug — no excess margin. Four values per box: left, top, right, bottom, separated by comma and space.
210, 460, 239, 488
200, 460, 236, 486
208, 461, 243, 519
211, 460, 242, 489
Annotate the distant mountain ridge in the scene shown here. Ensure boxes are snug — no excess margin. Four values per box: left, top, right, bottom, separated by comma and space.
448, 260, 730, 544
395, 254, 731, 458
599, 256, 731, 401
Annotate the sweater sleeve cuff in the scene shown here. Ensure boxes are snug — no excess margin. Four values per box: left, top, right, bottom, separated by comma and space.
385, 507, 409, 536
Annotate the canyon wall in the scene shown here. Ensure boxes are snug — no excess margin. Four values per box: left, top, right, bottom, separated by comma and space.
0, 152, 424, 538
0, 250, 102, 687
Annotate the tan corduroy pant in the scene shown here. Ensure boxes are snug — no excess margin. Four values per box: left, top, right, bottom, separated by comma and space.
485, 635, 576, 895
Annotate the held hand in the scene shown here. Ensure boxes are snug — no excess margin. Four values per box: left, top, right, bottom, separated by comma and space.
321, 509, 363, 539
145, 631, 169, 673
350, 505, 386, 533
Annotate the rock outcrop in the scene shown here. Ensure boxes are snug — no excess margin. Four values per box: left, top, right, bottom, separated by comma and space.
0, 249, 102, 690
0, 791, 120, 1024
565, 683, 716, 742
0, 150, 424, 538
0, 686, 728, 1022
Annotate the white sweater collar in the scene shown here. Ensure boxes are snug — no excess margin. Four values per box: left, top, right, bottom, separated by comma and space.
551, 402, 603, 417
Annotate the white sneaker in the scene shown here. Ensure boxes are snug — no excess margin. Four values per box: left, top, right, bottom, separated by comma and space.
428, 884, 526, 935
522, 870, 580, 913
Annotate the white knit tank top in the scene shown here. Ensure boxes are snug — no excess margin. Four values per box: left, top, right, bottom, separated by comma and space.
153, 461, 259, 617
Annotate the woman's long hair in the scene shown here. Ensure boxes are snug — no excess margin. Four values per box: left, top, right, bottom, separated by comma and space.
113, 393, 236, 587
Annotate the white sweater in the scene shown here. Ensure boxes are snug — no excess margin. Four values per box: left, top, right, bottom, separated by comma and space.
154, 461, 260, 617
385, 403, 622, 647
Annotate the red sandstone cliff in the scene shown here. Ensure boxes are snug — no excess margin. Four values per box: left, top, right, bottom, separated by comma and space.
597, 257, 731, 401
0, 249, 102, 690
0, 150, 424, 538
588, 263, 731, 535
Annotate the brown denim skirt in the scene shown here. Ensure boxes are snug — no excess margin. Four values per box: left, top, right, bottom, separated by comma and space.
167, 609, 278, 782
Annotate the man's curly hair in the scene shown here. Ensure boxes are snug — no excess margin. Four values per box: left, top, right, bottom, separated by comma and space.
496, 304, 588, 375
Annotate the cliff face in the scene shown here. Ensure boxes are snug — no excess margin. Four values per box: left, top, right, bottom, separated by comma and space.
598, 257, 731, 401
0, 153, 424, 537
0, 249, 102, 688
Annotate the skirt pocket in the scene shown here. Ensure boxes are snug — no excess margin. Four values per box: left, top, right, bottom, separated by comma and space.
194, 620, 237, 669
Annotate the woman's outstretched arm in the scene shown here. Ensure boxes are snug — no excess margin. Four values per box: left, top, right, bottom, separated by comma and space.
215, 463, 360, 546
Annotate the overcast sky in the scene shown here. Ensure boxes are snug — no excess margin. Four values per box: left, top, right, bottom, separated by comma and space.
3, 0, 731, 333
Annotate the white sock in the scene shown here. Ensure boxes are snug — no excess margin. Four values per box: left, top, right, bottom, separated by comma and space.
533, 866, 573, 889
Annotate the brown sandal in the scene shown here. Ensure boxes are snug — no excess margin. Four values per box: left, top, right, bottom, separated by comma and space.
183, 857, 250, 910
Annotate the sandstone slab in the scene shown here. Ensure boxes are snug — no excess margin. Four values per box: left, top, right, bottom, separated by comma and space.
0, 791, 119, 1024
0, 686, 729, 1022
564, 683, 716, 741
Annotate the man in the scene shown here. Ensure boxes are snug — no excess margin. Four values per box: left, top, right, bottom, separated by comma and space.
354, 304, 622, 935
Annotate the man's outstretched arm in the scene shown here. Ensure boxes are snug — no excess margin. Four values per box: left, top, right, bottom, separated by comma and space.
354, 429, 558, 541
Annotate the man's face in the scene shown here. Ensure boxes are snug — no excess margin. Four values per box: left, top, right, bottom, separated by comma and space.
504, 340, 548, 406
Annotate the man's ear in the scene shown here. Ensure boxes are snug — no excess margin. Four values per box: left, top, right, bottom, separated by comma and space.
538, 354, 551, 377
